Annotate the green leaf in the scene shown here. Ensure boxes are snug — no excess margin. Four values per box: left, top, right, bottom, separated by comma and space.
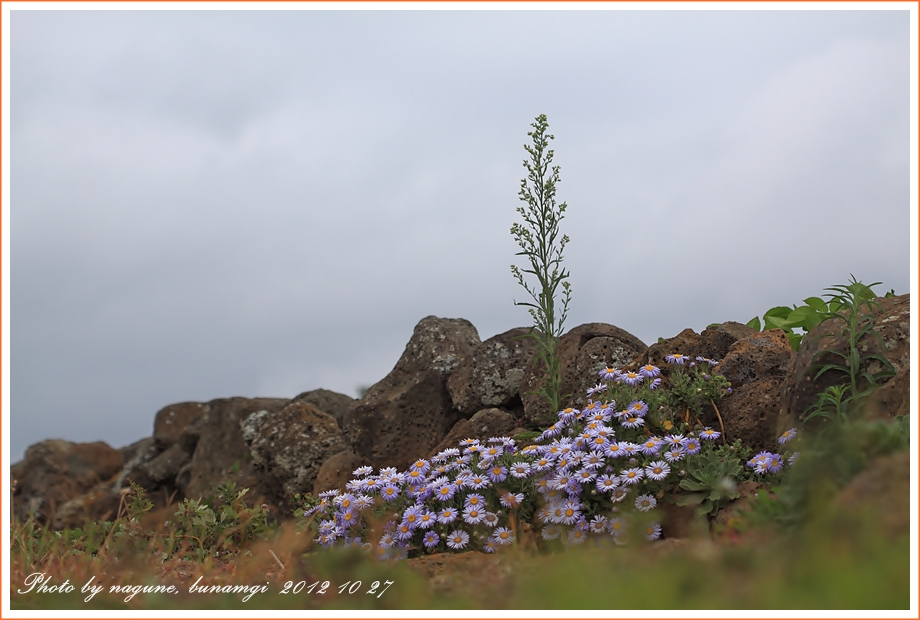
784, 306, 817, 328
802, 297, 828, 312
746, 316, 762, 331
763, 306, 793, 320
674, 492, 708, 506
764, 316, 790, 331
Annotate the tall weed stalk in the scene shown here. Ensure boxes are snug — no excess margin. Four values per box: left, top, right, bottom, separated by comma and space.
510, 114, 572, 420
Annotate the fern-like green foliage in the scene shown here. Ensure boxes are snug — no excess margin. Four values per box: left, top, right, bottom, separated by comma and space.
511, 114, 573, 420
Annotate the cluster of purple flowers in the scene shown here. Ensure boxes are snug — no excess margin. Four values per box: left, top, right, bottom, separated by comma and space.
303, 354, 785, 555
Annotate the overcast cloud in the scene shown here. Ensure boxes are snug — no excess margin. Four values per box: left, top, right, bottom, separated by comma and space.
8, 7, 913, 462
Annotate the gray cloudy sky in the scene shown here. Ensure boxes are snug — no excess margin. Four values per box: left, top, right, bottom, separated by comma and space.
8, 7, 913, 462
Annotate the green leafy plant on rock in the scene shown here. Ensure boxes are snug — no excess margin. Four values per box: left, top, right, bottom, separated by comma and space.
511, 113, 573, 422
675, 441, 747, 516
803, 276, 896, 424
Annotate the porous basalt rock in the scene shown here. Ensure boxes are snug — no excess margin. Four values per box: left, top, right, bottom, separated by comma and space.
343, 316, 480, 472
11, 440, 124, 524
291, 389, 357, 431
430, 408, 518, 457
447, 327, 536, 417
519, 323, 646, 426
178, 396, 290, 501
248, 402, 348, 499
713, 329, 794, 451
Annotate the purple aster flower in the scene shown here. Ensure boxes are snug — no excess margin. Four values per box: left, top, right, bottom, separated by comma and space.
684, 438, 702, 455
380, 484, 401, 502
635, 494, 657, 512
699, 427, 721, 441
645, 522, 662, 541
610, 487, 630, 503
409, 459, 431, 475
628, 400, 649, 417
462, 506, 485, 525
533, 456, 555, 473
434, 483, 457, 502
394, 521, 414, 541
437, 507, 458, 524
462, 473, 490, 490
464, 493, 486, 508
619, 371, 643, 386
500, 491, 524, 509
482, 511, 500, 528
589, 515, 608, 534
480, 446, 505, 461
561, 499, 583, 525
567, 527, 588, 545
352, 465, 373, 477
789, 452, 800, 466
639, 363, 661, 378
446, 529, 470, 550
621, 416, 645, 429
404, 469, 426, 485
378, 532, 395, 548
510, 462, 532, 478
663, 446, 686, 463
581, 451, 606, 469
663, 434, 687, 449
550, 472, 574, 491
665, 353, 689, 365
598, 367, 620, 381
417, 510, 436, 529
619, 467, 644, 485
588, 434, 612, 452
575, 467, 597, 483
648, 377, 663, 390
596, 474, 619, 492
542, 525, 562, 540
492, 527, 514, 546
608, 517, 627, 539
586, 382, 608, 396
605, 441, 626, 459
778, 428, 798, 445
423, 531, 440, 549
766, 453, 784, 474
487, 465, 508, 484
640, 437, 663, 456
482, 540, 498, 553
620, 442, 641, 458
645, 460, 671, 481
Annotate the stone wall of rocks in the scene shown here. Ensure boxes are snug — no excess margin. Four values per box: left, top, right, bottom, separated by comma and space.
12, 295, 910, 528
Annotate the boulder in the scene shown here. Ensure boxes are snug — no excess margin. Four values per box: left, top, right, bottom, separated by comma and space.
430, 408, 518, 457
11, 440, 124, 524
52, 484, 123, 530
114, 437, 160, 491
312, 449, 366, 496
342, 316, 480, 472
247, 401, 348, 499
714, 329, 794, 451
628, 321, 756, 377
447, 327, 536, 417
291, 389, 357, 431
125, 442, 193, 492
779, 294, 910, 427
153, 402, 206, 450
519, 323, 646, 426
177, 397, 290, 501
